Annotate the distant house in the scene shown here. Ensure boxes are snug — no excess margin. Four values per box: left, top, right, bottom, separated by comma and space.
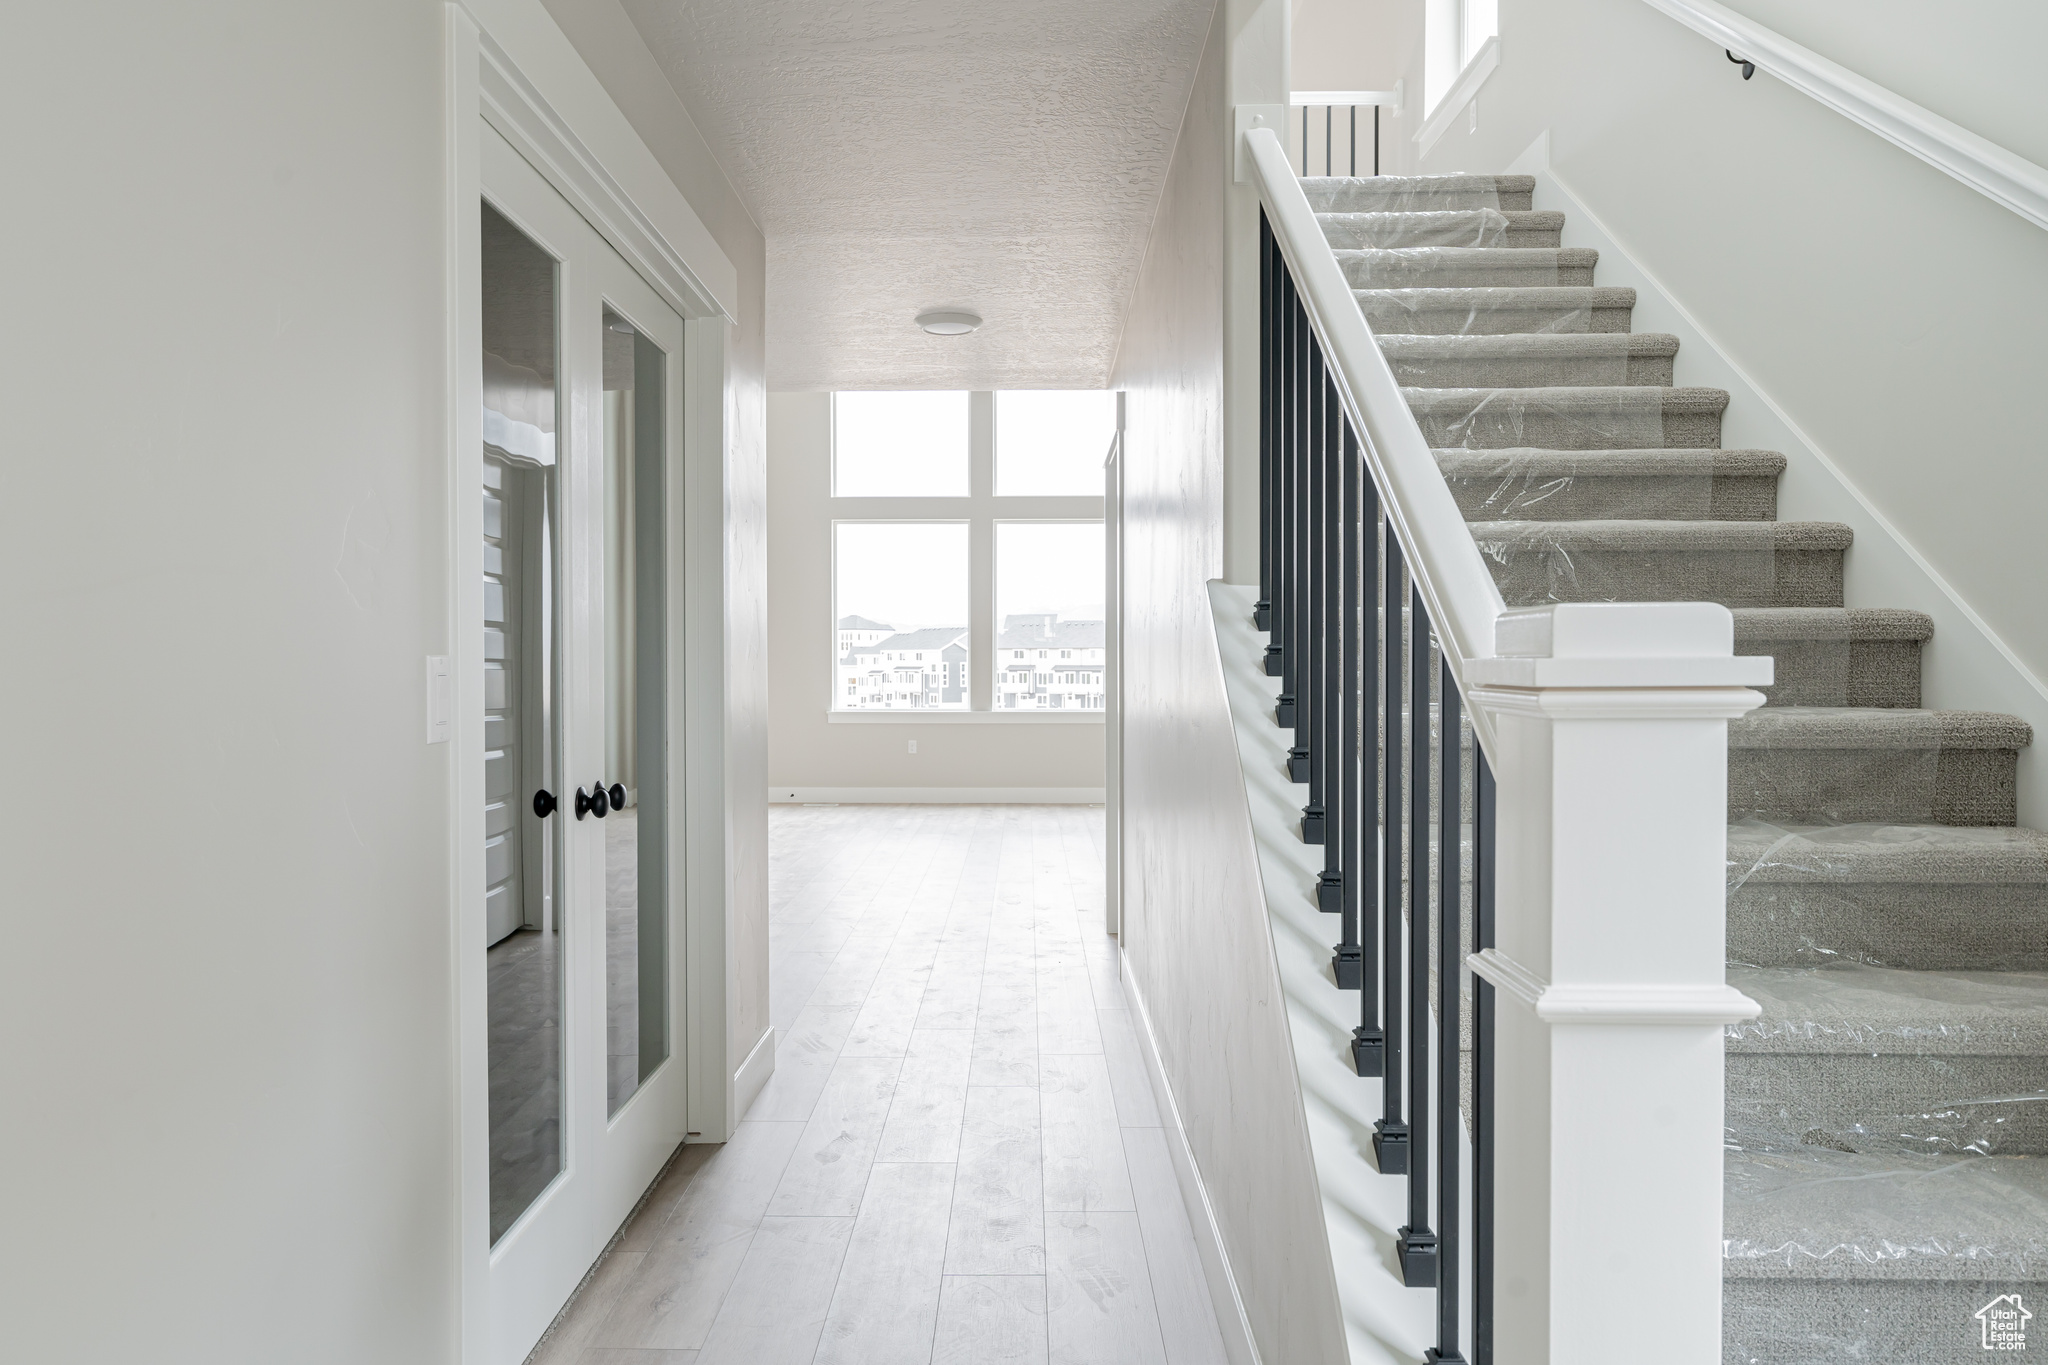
840, 626, 968, 709
836, 614, 895, 656
996, 614, 1106, 710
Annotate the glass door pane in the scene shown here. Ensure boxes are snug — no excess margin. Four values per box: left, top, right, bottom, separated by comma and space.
601, 306, 668, 1117
482, 202, 563, 1244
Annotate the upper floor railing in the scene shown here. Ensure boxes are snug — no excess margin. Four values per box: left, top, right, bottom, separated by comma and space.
1240, 124, 1773, 1362
1289, 89, 1401, 178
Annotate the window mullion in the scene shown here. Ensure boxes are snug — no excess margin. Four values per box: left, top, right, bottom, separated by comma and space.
969, 392, 994, 711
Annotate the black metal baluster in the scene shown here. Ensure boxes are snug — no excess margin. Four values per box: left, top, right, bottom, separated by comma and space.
1429, 663, 1466, 1360
1398, 586, 1437, 1282
1274, 272, 1296, 723
1374, 104, 1381, 176
1325, 104, 1333, 177
1256, 214, 1273, 636
1326, 377, 1345, 889
1350, 105, 1357, 177
1473, 749, 1497, 1365
1366, 530, 1402, 1125
1301, 104, 1309, 176
1286, 294, 1311, 779
1300, 339, 1326, 829
1331, 421, 1363, 976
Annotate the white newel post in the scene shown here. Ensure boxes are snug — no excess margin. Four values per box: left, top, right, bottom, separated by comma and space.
1465, 603, 1769, 1365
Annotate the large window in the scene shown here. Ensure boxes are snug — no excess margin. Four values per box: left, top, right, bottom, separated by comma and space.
829, 390, 1113, 718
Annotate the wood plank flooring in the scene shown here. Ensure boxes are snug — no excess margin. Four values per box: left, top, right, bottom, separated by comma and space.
530, 804, 1229, 1365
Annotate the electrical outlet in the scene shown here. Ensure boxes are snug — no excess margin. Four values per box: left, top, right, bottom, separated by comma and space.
908, 739, 917, 754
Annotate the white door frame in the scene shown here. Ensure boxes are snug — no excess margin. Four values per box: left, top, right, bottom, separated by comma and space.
445, 6, 741, 1362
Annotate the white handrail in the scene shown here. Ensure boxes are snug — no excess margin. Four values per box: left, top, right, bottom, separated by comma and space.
1242, 126, 1507, 705
1642, 0, 2048, 233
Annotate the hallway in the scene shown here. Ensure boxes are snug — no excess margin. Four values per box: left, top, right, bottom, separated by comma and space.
532, 804, 1229, 1365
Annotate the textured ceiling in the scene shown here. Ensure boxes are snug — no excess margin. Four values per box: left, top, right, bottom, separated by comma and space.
620, 0, 1216, 390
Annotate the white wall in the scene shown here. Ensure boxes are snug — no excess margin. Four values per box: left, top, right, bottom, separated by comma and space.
0, 2, 766, 1360
765, 392, 1107, 795
1290, 0, 1426, 174
1388, 0, 2048, 818
1114, 2, 1352, 1360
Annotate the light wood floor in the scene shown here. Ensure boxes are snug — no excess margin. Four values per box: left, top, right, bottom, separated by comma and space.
530, 803, 1230, 1365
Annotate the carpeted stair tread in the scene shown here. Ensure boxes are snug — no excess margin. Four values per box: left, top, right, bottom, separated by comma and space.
1727, 822, 2048, 884
1734, 607, 1935, 645
1438, 448, 1782, 521
1355, 285, 1636, 334
1335, 246, 1600, 288
1408, 385, 1729, 449
1386, 333, 1678, 388
1438, 447, 1777, 476
1302, 173, 1535, 212
1316, 208, 1564, 248
1727, 964, 2048, 1056
1726, 823, 2048, 972
1727, 710, 2026, 827
1724, 966, 2048, 1155
1734, 608, 1932, 708
1729, 708, 2033, 753
1722, 1144, 2048, 1282
1469, 518, 1849, 609
1469, 518, 1850, 552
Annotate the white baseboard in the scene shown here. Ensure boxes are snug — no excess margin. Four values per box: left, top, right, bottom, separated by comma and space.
1120, 956, 1263, 1365
733, 1026, 774, 1121
767, 786, 1106, 805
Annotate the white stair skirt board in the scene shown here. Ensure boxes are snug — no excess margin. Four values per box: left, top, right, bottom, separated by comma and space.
1120, 956, 1264, 1365
765, 786, 1106, 805
1505, 130, 2048, 826
1210, 581, 1474, 1365
733, 1025, 775, 1122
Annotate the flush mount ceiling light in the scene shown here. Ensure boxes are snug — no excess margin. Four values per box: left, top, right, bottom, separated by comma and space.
915, 310, 982, 336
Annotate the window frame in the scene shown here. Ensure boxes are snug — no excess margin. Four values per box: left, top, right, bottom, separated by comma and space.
827, 391, 1111, 724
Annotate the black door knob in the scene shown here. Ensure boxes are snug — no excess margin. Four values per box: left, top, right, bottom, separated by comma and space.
590, 781, 610, 818
608, 783, 627, 811
532, 788, 557, 818
574, 786, 594, 820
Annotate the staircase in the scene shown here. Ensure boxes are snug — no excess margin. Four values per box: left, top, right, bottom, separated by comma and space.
1304, 173, 2048, 1363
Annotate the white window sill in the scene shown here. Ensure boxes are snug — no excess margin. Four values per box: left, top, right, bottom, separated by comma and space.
828, 710, 1105, 724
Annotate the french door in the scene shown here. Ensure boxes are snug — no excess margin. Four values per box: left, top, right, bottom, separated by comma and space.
479, 123, 688, 1364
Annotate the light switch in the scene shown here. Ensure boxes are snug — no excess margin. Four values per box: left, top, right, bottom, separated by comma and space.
908, 739, 917, 754
426, 655, 452, 744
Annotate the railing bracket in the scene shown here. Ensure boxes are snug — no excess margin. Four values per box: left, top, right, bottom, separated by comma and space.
1726, 49, 1756, 79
